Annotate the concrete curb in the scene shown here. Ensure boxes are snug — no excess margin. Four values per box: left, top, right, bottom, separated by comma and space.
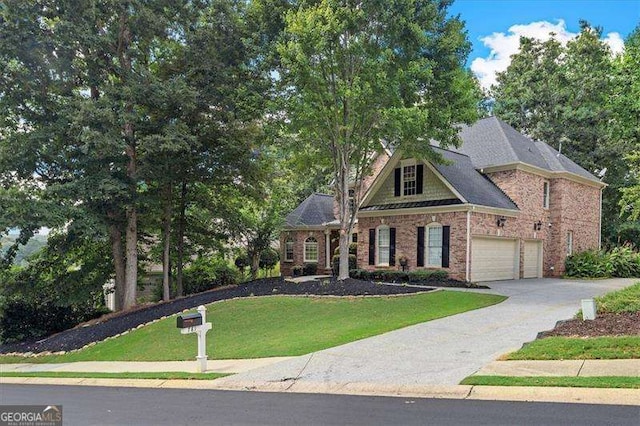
2, 377, 639, 406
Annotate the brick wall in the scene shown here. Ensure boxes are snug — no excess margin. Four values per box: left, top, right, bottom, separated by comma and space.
357, 212, 469, 280
280, 230, 330, 276
486, 170, 600, 277
546, 178, 601, 275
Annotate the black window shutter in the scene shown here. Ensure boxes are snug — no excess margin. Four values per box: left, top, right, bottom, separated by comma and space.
416, 164, 424, 194
368, 228, 375, 265
442, 226, 450, 268
389, 227, 396, 266
394, 168, 401, 196
417, 226, 425, 267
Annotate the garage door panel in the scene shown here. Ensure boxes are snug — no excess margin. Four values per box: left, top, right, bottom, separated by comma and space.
471, 237, 518, 282
523, 241, 542, 278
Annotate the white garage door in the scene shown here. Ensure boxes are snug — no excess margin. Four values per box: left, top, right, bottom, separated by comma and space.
523, 240, 542, 278
471, 237, 518, 282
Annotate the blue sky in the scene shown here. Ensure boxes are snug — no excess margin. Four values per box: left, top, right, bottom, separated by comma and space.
449, 0, 640, 88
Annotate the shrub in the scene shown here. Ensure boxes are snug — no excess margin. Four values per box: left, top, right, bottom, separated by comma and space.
259, 248, 280, 271
608, 246, 640, 278
565, 247, 640, 278
292, 265, 303, 276
183, 257, 240, 295
347, 269, 448, 283
564, 250, 613, 278
0, 299, 109, 344
407, 269, 449, 282
302, 263, 318, 276
349, 269, 370, 280
234, 254, 250, 274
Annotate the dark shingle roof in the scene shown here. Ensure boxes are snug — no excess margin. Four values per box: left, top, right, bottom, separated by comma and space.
360, 198, 462, 211
284, 193, 335, 228
455, 117, 599, 182
431, 148, 519, 211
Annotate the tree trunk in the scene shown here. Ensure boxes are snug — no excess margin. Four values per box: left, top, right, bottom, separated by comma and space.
176, 181, 187, 297
249, 248, 259, 281
119, 11, 137, 309
109, 223, 126, 311
161, 183, 172, 302
337, 156, 351, 280
123, 204, 137, 309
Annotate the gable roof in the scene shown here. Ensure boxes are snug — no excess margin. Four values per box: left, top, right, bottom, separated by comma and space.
284, 193, 335, 228
360, 146, 518, 212
431, 147, 518, 211
455, 116, 600, 182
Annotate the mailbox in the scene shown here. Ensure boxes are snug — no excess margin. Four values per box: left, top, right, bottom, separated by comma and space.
177, 313, 202, 328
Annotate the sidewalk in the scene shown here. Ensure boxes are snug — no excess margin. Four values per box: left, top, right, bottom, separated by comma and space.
2, 357, 639, 406
0, 357, 293, 375
474, 359, 640, 377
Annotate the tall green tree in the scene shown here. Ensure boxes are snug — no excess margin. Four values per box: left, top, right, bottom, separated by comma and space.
0, 1, 209, 309
491, 21, 629, 246
615, 26, 640, 242
277, 0, 479, 279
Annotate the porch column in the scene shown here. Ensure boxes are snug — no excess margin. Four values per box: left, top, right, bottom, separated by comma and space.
325, 229, 331, 271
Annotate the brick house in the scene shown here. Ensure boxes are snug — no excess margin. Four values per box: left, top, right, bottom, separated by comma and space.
280, 117, 604, 281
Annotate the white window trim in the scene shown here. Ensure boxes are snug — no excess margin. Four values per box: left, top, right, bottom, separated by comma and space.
400, 159, 417, 197
284, 239, 294, 262
425, 222, 443, 267
543, 181, 550, 209
303, 237, 319, 263
377, 225, 390, 266
567, 231, 573, 256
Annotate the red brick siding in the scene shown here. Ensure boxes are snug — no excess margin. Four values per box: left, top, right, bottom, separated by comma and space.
280, 230, 330, 276
486, 170, 600, 277
357, 212, 469, 281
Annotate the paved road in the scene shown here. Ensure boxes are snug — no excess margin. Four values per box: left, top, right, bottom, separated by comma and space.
3, 384, 639, 426
213, 278, 635, 388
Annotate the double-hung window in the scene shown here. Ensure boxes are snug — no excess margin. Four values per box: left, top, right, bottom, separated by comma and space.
543, 181, 550, 209
377, 226, 390, 265
304, 237, 318, 263
284, 239, 294, 262
403, 164, 416, 196
427, 225, 443, 267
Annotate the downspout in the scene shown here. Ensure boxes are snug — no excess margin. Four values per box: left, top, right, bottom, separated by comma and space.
465, 209, 471, 282
598, 187, 603, 249
325, 229, 331, 272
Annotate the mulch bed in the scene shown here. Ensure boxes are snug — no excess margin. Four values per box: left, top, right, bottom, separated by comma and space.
538, 312, 640, 338
0, 277, 446, 356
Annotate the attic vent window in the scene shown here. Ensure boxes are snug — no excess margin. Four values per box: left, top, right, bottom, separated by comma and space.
403, 165, 416, 196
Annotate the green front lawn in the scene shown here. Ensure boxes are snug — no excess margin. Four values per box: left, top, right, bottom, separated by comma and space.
461, 375, 640, 389
505, 336, 640, 360
1, 291, 505, 364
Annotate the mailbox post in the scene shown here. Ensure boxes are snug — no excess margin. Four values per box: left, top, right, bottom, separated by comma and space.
177, 305, 212, 373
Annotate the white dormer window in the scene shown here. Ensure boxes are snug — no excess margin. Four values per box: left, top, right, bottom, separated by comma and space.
543, 181, 550, 209
402, 160, 416, 196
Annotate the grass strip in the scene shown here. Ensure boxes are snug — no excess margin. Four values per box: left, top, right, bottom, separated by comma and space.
505, 336, 640, 360
0, 371, 227, 380
1, 291, 505, 364
595, 282, 640, 314
461, 375, 640, 389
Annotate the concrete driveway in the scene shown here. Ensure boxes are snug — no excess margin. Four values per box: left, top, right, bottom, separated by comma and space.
215, 278, 636, 389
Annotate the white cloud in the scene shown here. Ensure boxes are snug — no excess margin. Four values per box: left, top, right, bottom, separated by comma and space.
471, 20, 625, 90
